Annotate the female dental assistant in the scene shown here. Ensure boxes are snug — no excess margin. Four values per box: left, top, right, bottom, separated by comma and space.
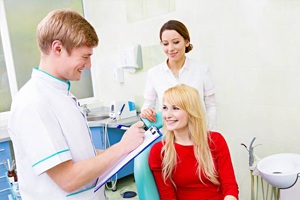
8, 9, 145, 200
141, 20, 217, 130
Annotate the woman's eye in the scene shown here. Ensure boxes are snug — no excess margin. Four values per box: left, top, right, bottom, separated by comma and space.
162, 43, 168, 46
162, 106, 167, 110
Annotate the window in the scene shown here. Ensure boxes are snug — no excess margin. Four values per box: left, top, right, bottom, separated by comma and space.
0, 44, 11, 112
0, 0, 94, 116
0, 0, 15, 113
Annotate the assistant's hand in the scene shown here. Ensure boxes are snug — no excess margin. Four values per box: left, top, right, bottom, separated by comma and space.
120, 121, 145, 154
140, 108, 156, 122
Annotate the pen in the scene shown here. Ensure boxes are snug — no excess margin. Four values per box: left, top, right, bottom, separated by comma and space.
118, 104, 126, 116
117, 125, 130, 130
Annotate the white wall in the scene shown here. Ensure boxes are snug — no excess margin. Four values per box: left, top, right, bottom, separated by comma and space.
83, 0, 300, 199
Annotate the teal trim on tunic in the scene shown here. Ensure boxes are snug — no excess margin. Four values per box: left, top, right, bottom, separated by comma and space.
33, 67, 71, 90
32, 149, 70, 167
66, 186, 95, 197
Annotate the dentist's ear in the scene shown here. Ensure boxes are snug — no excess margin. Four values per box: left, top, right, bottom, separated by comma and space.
52, 40, 63, 53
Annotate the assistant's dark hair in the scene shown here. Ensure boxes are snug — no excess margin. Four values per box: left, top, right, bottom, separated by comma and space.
159, 20, 193, 53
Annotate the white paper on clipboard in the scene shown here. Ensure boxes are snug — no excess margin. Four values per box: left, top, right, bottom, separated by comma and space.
94, 126, 162, 192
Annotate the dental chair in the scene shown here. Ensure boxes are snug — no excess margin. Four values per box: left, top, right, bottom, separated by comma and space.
134, 140, 160, 200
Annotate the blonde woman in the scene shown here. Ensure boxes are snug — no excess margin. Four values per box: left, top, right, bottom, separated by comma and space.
149, 84, 238, 200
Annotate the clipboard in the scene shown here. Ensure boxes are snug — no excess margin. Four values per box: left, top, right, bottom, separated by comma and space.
94, 126, 162, 192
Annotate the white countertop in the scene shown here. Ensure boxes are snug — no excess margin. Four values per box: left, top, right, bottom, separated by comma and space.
0, 125, 10, 142
0, 115, 141, 142
88, 115, 140, 128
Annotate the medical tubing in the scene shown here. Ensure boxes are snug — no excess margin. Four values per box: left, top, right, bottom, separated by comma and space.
255, 176, 258, 200
250, 171, 254, 200
267, 181, 270, 200
104, 120, 110, 149
261, 176, 265, 200
104, 118, 118, 190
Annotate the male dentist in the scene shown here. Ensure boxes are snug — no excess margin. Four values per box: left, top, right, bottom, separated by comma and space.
8, 9, 145, 200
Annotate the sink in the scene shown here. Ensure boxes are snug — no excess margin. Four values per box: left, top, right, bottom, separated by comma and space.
257, 153, 300, 188
87, 115, 110, 121
85, 106, 110, 121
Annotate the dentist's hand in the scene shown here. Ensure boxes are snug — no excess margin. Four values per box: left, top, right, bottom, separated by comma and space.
120, 121, 145, 154
140, 108, 156, 122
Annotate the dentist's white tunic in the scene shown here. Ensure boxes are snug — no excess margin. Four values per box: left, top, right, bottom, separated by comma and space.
8, 68, 106, 200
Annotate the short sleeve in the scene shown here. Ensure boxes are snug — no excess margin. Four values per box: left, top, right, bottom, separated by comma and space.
17, 101, 72, 175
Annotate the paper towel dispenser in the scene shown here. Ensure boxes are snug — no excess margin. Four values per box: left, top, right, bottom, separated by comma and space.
121, 44, 143, 73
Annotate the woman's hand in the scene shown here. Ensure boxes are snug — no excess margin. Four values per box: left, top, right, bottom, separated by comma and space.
140, 108, 156, 122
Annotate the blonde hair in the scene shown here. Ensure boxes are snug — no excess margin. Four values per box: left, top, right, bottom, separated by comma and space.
161, 84, 219, 186
37, 9, 99, 55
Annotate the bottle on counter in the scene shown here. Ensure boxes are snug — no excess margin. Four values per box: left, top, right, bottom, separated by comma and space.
13, 170, 18, 182
7, 169, 16, 184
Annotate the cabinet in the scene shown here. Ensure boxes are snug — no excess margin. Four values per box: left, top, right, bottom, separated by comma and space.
0, 141, 13, 200
90, 127, 134, 183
